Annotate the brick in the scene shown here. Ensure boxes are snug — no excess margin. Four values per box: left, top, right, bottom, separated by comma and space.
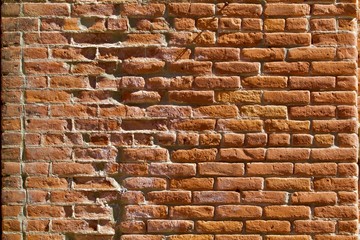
122, 3, 165, 17
177, 133, 199, 146
216, 236, 261, 240
314, 178, 357, 191
286, 18, 308, 31
313, 33, 356, 46
264, 62, 310, 75
266, 148, 310, 161
149, 163, 196, 177
217, 3, 261, 17
310, 19, 336, 31
215, 62, 260, 75
196, 221, 243, 233
170, 178, 214, 190
27, 205, 65, 218
53, 163, 95, 176
170, 119, 216, 131
312, 92, 356, 105
195, 48, 240, 61
294, 221, 336, 233
26, 177, 68, 189
242, 48, 285, 61
265, 120, 310, 132
170, 206, 214, 219
265, 4, 310, 16
242, 191, 286, 204
220, 148, 265, 162
288, 48, 335, 60
2, 4, 21, 17
264, 206, 310, 219
73, 4, 114, 16
197, 18, 218, 30
312, 61, 356, 75
147, 220, 193, 233
169, 3, 214, 17
289, 106, 336, 118
264, 91, 309, 104
245, 133, 267, 147
266, 236, 310, 240
246, 220, 291, 233
167, 235, 213, 240
216, 91, 261, 103
313, 4, 356, 17
216, 177, 263, 190
265, 33, 311, 47
108, 18, 128, 31
122, 148, 168, 162
25, 62, 69, 75
124, 205, 167, 220
314, 206, 357, 219
242, 76, 287, 88
291, 192, 337, 205
242, 19, 262, 31
169, 32, 215, 46
193, 105, 239, 118
174, 18, 195, 31
289, 77, 335, 90
198, 163, 244, 176
147, 105, 191, 118
312, 120, 357, 133
193, 191, 240, 204
311, 148, 357, 162
125, 33, 165, 45
122, 59, 165, 75
247, 163, 293, 176
24, 4, 69, 16
172, 148, 217, 163
314, 236, 357, 240
218, 33, 263, 46
199, 134, 221, 146
121, 235, 163, 240
216, 205, 262, 218
266, 178, 311, 191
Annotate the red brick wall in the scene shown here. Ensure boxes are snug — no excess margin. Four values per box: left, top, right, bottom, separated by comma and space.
1, 0, 359, 239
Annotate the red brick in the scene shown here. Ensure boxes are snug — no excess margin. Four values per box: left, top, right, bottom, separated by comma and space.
216, 205, 262, 218
170, 178, 214, 190
193, 191, 240, 204
172, 148, 217, 163
294, 220, 336, 233
147, 220, 193, 233
242, 191, 286, 204
72, 4, 114, 16
169, 3, 214, 17
217, 3, 262, 17
220, 148, 265, 162
264, 206, 310, 219
265, 33, 311, 47
266, 178, 311, 191
196, 221, 243, 233
246, 220, 291, 233
218, 33, 263, 46
216, 177, 263, 190
247, 163, 293, 176
264, 4, 310, 16
24, 3, 69, 16
291, 192, 337, 205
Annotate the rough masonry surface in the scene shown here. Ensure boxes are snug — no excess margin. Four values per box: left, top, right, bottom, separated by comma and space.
1, 0, 359, 239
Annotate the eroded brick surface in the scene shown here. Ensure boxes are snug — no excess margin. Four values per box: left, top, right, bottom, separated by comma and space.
1, 0, 359, 239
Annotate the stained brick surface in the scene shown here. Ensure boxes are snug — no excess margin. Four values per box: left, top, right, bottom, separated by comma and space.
1, 0, 359, 239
